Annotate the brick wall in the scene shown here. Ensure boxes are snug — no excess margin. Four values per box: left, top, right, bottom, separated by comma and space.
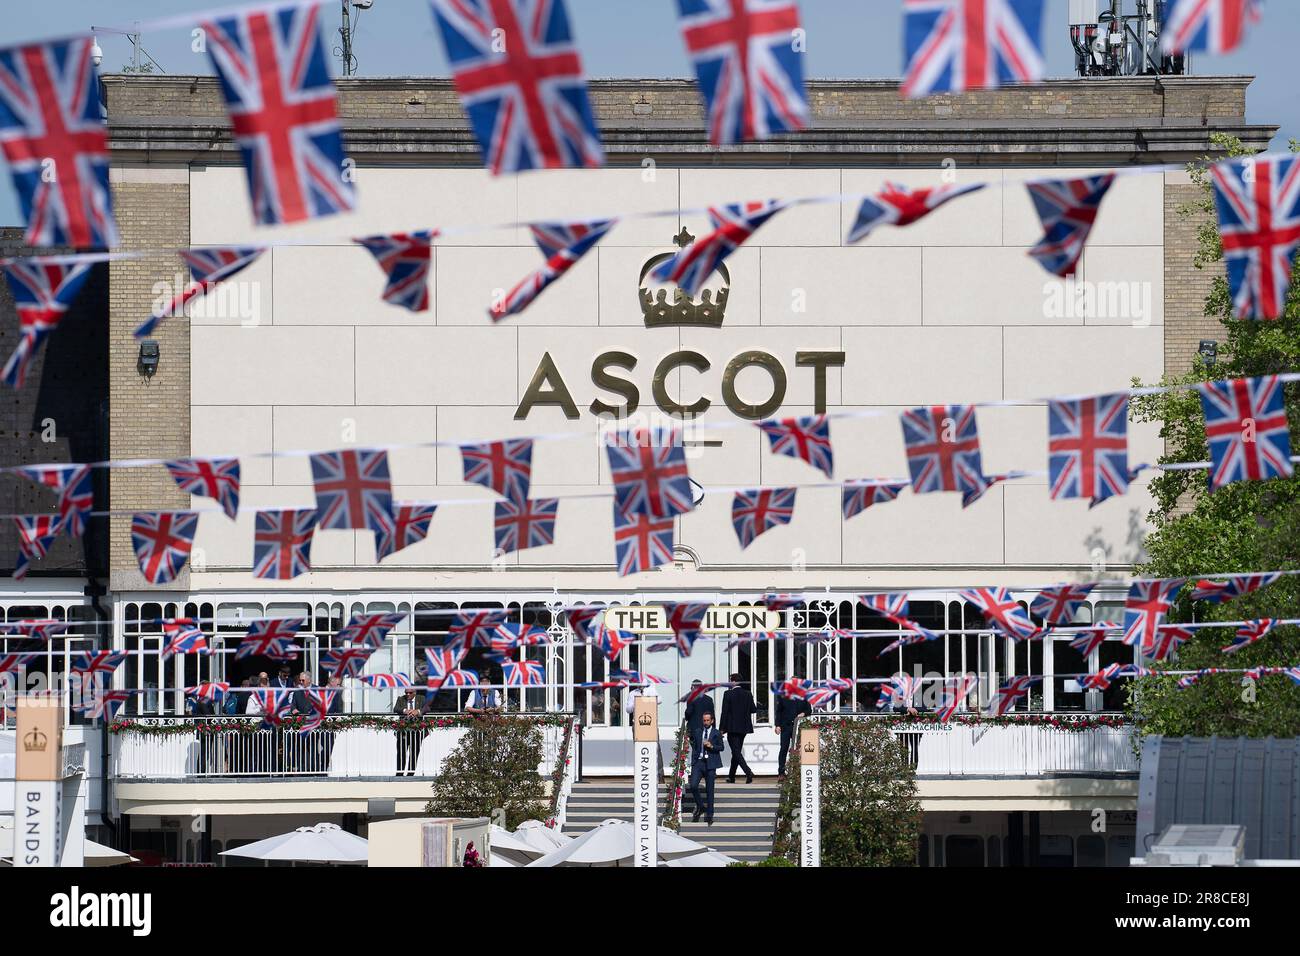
107, 179, 191, 588
1162, 174, 1220, 377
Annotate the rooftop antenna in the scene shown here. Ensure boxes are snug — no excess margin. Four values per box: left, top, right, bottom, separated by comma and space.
336, 0, 375, 77
90, 24, 166, 73
1068, 0, 1187, 77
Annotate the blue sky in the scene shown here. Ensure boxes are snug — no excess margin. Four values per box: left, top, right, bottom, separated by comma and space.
4, 0, 1297, 225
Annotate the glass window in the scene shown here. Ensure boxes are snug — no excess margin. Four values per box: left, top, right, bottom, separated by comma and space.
945, 835, 985, 867
1038, 834, 1074, 867
1076, 834, 1106, 867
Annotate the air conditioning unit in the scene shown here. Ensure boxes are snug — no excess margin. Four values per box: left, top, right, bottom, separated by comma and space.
1143, 824, 1245, 866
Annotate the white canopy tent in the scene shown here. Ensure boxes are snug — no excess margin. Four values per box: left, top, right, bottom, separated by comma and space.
661, 849, 737, 867
0, 826, 137, 867
526, 819, 712, 867
220, 823, 368, 864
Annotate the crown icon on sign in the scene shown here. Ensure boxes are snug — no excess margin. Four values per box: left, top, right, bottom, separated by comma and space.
637, 712, 654, 727
802, 740, 814, 753
639, 228, 729, 329
24, 727, 47, 753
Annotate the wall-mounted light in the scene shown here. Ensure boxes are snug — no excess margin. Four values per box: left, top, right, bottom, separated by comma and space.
137, 340, 160, 379
1198, 339, 1218, 367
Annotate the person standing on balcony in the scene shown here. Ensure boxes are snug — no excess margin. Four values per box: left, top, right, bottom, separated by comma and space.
688, 711, 723, 825
720, 675, 756, 784
775, 691, 811, 779
393, 687, 428, 776
466, 670, 501, 714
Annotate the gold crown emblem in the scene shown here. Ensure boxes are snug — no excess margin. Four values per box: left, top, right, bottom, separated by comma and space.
639, 228, 729, 329
802, 741, 815, 753
24, 728, 48, 753
637, 712, 654, 726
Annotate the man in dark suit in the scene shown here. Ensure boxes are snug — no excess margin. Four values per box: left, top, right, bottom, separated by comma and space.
683, 679, 714, 733
775, 691, 812, 779
688, 711, 724, 824
719, 675, 756, 784
393, 687, 428, 776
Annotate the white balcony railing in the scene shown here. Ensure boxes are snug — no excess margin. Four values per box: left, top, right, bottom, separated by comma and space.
827, 715, 1137, 777
110, 716, 569, 781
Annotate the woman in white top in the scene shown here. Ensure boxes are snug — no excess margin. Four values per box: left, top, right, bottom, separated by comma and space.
245, 673, 270, 715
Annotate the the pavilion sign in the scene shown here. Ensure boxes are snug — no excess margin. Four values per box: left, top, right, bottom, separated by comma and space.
604, 605, 780, 634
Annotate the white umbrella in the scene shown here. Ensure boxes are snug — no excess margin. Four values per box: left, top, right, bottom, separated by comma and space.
219, 823, 368, 864
661, 849, 737, 867
489, 825, 546, 865
0, 829, 137, 866
526, 819, 708, 867
488, 852, 518, 867
514, 819, 572, 852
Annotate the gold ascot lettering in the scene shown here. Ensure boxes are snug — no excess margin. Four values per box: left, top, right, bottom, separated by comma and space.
515, 348, 847, 421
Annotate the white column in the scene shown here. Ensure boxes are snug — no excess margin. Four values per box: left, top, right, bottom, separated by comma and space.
13, 695, 63, 867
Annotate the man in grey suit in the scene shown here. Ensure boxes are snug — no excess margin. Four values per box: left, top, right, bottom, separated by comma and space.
688, 711, 724, 825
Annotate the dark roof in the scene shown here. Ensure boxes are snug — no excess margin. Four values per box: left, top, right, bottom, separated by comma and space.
1137, 736, 1300, 861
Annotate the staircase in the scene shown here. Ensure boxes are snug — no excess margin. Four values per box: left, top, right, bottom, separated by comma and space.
564, 777, 782, 863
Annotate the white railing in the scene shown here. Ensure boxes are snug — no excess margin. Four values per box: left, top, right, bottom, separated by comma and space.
111, 717, 569, 780
862, 716, 1137, 777
548, 718, 579, 829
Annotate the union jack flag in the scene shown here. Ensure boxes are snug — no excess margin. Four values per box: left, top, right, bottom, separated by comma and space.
356, 231, 435, 312
606, 431, 695, 520
201, 6, 355, 224
428, 0, 604, 174
563, 606, 603, 643
1032, 583, 1096, 626
130, 511, 199, 585
310, 449, 394, 532
804, 686, 840, 710
161, 619, 208, 660
448, 610, 508, 648
728, 631, 781, 649
596, 625, 634, 661
841, 480, 907, 520
0, 38, 116, 248
876, 674, 919, 710
1122, 579, 1185, 649
846, 181, 985, 244
935, 675, 977, 722
1222, 618, 1278, 654
503, 659, 546, 686
186, 682, 230, 702
1286, 667, 1300, 687
859, 592, 938, 642
0, 619, 70, 642
1026, 174, 1116, 277
1148, 625, 1193, 662
424, 643, 468, 689
1161, 0, 1261, 54
77, 688, 133, 722
297, 688, 336, 732
960, 470, 1016, 509
613, 506, 675, 577
357, 673, 414, 690
321, 645, 375, 680
762, 592, 803, 611
960, 587, 1039, 642
236, 617, 305, 662
757, 415, 833, 478
1, 259, 92, 388
901, 0, 1045, 99
252, 508, 317, 580
250, 687, 295, 724
1197, 375, 1294, 490
70, 650, 126, 680
673, 0, 807, 145
493, 622, 551, 649
1177, 670, 1213, 689
663, 602, 710, 658
1242, 665, 1280, 682
336, 611, 407, 649
494, 496, 558, 553
441, 669, 480, 689
684, 681, 735, 703
11, 514, 60, 580
0, 652, 39, 675
461, 438, 533, 501
1190, 572, 1282, 603
373, 503, 438, 561
165, 456, 241, 521
610, 669, 670, 685
135, 247, 265, 338
731, 487, 796, 549
900, 404, 986, 496
1048, 393, 1130, 504
19, 463, 93, 539
493, 219, 614, 319
1067, 620, 1119, 657
988, 675, 1038, 716
1210, 154, 1300, 319
1080, 663, 1126, 692
653, 201, 785, 297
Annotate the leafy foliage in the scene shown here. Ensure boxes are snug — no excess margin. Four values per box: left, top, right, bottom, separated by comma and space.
773, 719, 921, 867
1126, 134, 1300, 740
425, 715, 548, 828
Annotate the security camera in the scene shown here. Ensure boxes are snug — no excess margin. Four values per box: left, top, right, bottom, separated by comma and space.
91, 39, 104, 68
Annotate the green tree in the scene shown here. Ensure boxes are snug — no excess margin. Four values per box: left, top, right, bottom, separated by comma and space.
425, 716, 548, 828
1127, 134, 1300, 740
772, 720, 921, 866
